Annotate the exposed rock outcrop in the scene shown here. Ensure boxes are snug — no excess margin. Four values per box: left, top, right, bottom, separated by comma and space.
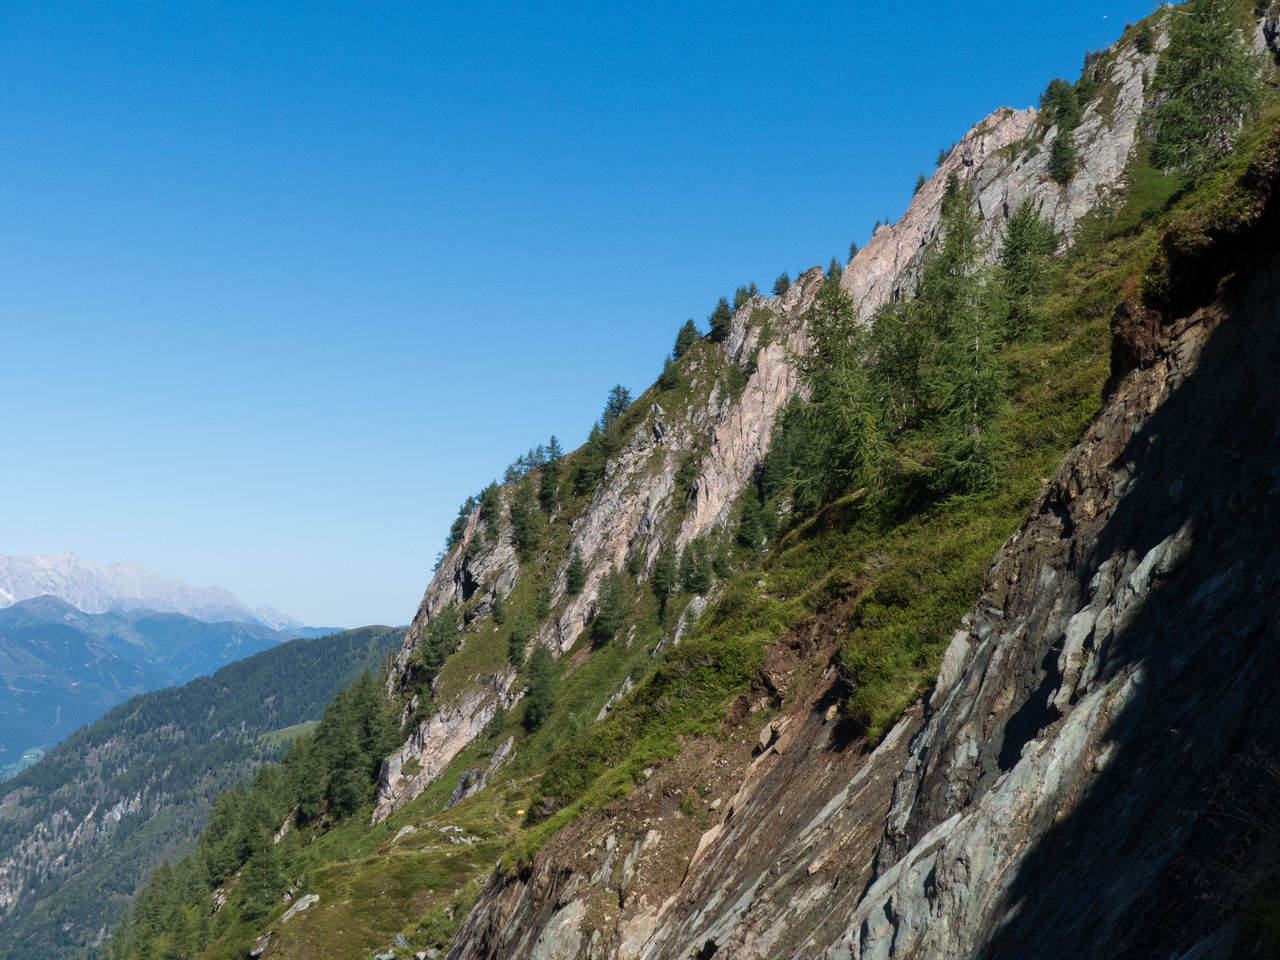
446, 736, 515, 810
843, 27, 1161, 323
373, 680, 512, 823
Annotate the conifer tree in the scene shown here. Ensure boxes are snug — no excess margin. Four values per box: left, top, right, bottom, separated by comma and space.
590, 568, 627, 644
737, 497, 763, 555
478, 483, 501, 541
650, 543, 676, 619
999, 199, 1058, 336
601, 385, 632, 431
772, 272, 791, 296
445, 495, 477, 551
733, 282, 759, 311
1148, 0, 1264, 177
1040, 78, 1082, 184
508, 620, 530, 667
658, 354, 681, 391
566, 548, 586, 594
709, 296, 733, 342
509, 478, 541, 561
679, 540, 711, 594
539, 438, 561, 511
924, 180, 1007, 494
868, 299, 927, 435
522, 643, 556, 731
797, 278, 889, 501
673, 319, 700, 359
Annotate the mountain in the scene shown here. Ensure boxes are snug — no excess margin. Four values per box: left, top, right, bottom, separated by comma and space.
0, 625, 403, 960
0, 596, 298, 772
0, 552, 308, 631
105, 4, 1280, 960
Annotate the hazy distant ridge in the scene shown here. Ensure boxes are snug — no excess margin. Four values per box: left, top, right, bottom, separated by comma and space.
0, 551, 302, 630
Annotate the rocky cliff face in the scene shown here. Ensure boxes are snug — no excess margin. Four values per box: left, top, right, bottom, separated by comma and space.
373, 9, 1162, 830
843, 26, 1160, 320
374, 272, 825, 822
434, 19, 1280, 960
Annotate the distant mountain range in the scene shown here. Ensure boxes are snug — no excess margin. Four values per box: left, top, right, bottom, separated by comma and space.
0, 552, 306, 631
0, 596, 316, 773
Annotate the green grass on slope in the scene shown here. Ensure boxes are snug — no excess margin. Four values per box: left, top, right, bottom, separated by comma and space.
505, 129, 1238, 858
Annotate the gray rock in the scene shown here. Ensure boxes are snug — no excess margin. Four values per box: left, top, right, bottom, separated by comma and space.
280, 892, 319, 923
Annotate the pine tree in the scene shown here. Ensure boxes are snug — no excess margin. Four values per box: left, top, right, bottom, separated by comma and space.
444, 495, 477, 552
709, 296, 733, 342
237, 838, 281, 922
507, 620, 530, 667
999, 199, 1058, 337
566, 548, 586, 594
1041, 77, 1082, 184
673, 319, 700, 359
508, 478, 541, 561
924, 180, 1007, 495
772, 272, 791, 296
1134, 19, 1155, 55
573, 425, 606, 495
539, 438, 561, 512
417, 606, 460, 687
711, 539, 731, 578
679, 540, 711, 594
590, 569, 626, 645
737, 497, 763, 555
601, 385, 632, 431
522, 643, 556, 731
658, 354, 681, 391
868, 299, 927, 435
1049, 131, 1076, 184
797, 279, 889, 502
1148, 0, 1264, 177
478, 483, 501, 541
650, 543, 676, 619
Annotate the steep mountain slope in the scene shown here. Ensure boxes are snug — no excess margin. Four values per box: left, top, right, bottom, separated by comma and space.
447, 140, 1280, 958
437, 20, 1280, 960
0, 596, 298, 770
0, 552, 310, 631
102, 4, 1280, 960
0, 625, 401, 960
373, 1, 1159, 835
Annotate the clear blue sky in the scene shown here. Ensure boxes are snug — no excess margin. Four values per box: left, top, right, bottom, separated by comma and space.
1, 1, 1152, 627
